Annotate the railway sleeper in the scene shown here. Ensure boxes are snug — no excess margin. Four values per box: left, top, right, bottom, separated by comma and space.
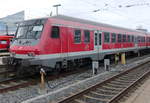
82, 95, 108, 103
113, 79, 135, 84
117, 77, 138, 81
119, 75, 137, 79
88, 91, 113, 99
74, 99, 86, 103
97, 88, 119, 94
91, 90, 115, 97
101, 85, 123, 91
109, 81, 132, 85
105, 83, 128, 88
122, 72, 146, 77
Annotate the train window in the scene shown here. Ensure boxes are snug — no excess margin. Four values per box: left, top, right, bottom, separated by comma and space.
111, 33, 116, 43
134, 36, 137, 43
146, 37, 148, 42
51, 26, 59, 38
99, 33, 101, 45
132, 35, 134, 42
95, 33, 98, 45
141, 37, 145, 42
84, 30, 90, 43
127, 35, 131, 42
146, 37, 149, 42
74, 29, 81, 43
138, 36, 141, 43
123, 34, 126, 42
104, 32, 110, 43
140, 37, 142, 42
118, 34, 122, 43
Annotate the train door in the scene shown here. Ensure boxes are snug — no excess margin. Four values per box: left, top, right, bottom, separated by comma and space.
60, 27, 68, 58
94, 30, 102, 60
135, 36, 138, 48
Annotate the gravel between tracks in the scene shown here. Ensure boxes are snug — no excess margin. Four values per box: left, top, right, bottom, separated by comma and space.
0, 54, 149, 103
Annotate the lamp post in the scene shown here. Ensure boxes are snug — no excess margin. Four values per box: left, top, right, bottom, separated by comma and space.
2, 22, 8, 35
53, 4, 61, 15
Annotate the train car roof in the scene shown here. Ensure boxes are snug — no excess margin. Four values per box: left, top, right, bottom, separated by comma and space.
50, 15, 149, 34
19, 15, 149, 34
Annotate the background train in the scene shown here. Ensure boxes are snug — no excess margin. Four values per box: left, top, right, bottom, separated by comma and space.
0, 34, 14, 51
3, 15, 150, 74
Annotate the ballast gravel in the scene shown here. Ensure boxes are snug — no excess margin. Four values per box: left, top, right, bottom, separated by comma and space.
0, 54, 149, 103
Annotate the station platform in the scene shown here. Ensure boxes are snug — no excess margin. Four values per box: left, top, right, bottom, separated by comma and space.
122, 76, 150, 103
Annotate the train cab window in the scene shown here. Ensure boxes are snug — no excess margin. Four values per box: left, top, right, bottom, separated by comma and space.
51, 26, 59, 38
104, 32, 110, 43
118, 34, 122, 43
84, 30, 90, 43
74, 29, 81, 43
123, 34, 126, 42
111, 33, 116, 43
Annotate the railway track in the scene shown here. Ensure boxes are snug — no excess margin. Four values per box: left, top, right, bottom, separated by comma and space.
0, 76, 36, 93
0, 66, 90, 93
0, 70, 16, 78
0, 53, 148, 97
56, 61, 150, 103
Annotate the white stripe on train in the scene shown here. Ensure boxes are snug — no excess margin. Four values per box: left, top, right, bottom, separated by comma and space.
11, 46, 147, 60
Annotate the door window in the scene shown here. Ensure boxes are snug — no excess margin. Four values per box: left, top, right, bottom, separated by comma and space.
99, 33, 101, 45
95, 33, 98, 45
84, 30, 90, 43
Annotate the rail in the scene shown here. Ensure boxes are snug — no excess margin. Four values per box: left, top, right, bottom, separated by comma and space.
56, 61, 150, 103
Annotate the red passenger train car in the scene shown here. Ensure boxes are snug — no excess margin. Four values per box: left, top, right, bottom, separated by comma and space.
146, 33, 150, 47
3, 15, 150, 73
0, 35, 13, 51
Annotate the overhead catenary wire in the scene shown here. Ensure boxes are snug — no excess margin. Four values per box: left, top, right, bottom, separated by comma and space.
45, 0, 150, 30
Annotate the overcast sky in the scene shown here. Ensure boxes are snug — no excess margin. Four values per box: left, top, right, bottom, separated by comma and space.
0, 0, 150, 31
